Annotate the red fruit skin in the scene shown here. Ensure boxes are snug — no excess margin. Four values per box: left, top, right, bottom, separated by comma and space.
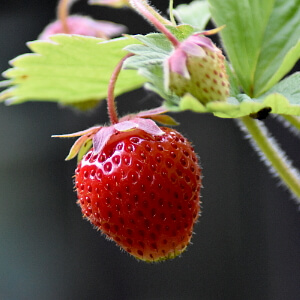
75, 127, 201, 262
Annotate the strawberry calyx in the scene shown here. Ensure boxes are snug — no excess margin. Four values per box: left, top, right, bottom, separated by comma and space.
53, 106, 177, 161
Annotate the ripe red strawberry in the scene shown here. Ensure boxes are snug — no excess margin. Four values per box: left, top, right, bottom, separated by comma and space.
75, 127, 201, 262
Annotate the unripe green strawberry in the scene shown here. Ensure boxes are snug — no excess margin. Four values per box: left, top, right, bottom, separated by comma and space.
75, 127, 201, 262
166, 33, 229, 104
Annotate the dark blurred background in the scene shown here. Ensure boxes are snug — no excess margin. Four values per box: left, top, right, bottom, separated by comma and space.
0, 1, 300, 299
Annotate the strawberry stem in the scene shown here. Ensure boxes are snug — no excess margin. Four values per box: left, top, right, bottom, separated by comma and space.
239, 116, 300, 203
169, 0, 177, 26
130, 0, 180, 48
57, 0, 71, 33
107, 53, 134, 125
130, 0, 173, 26
281, 115, 300, 133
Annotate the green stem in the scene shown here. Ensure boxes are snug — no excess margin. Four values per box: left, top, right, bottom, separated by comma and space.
239, 116, 300, 203
130, 0, 179, 47
141, 0, 173, 26
281, 114, 300, 132
169, 0, 177, 26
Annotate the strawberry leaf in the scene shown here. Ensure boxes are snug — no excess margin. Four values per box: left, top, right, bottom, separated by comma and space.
136, 64, 181, 108
0, 35, 145, 106
124, 25, 196, 71
124, 27, 195, 108
179, 73, 300, 118
261, 72, 300, 104
208, 0, 300, 97
174, 0, 211, 30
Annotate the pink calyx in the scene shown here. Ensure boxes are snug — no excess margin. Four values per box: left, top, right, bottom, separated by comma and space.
167, 27, 225, 79
53, 106, 177, 161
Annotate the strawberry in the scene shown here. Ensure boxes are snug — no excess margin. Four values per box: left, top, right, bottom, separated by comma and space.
51, 21, 203, 260
165, 30, 230, 104
73, 122, 201, 262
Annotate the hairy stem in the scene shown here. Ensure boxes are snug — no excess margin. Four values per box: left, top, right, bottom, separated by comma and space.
57, 0, 71, 33
238, 116, 300, 203
130, 0, 179, 47
275, 114, 300, 139
140, 0, 173, 26
107, 53, 134, 125
281, 115, 300, 132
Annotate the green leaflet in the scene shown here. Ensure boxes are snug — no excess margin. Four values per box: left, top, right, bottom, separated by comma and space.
208, 0, 300, 97
124, 26, 195, 107
0, 35, 145, 106
178, 73, 300, 118
174, 0, 211, 30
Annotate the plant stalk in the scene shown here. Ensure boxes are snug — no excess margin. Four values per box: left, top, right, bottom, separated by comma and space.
57, 0, 71, 33
169, 0, 177, 26
107, 53, 134, 125
130, 0, 180, 47
281, 115, 300, 132
239, 116, 300, 203
130, 0, 173, 26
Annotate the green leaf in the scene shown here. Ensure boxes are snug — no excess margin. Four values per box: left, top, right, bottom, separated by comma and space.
178, 73, 300, 118
124, 35, 180, 106
208, 0, 300, 97
225, 62, 240, 98
0, 35, 145, 105
124, 35, 169, 68
174, 0, 211, 30
124, 26, 196, 66
141, 65, 181, 108
124, 26, 195, 108
261, 72, 300, 104
261, 40, 300, 95
166, 25, 197, 42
